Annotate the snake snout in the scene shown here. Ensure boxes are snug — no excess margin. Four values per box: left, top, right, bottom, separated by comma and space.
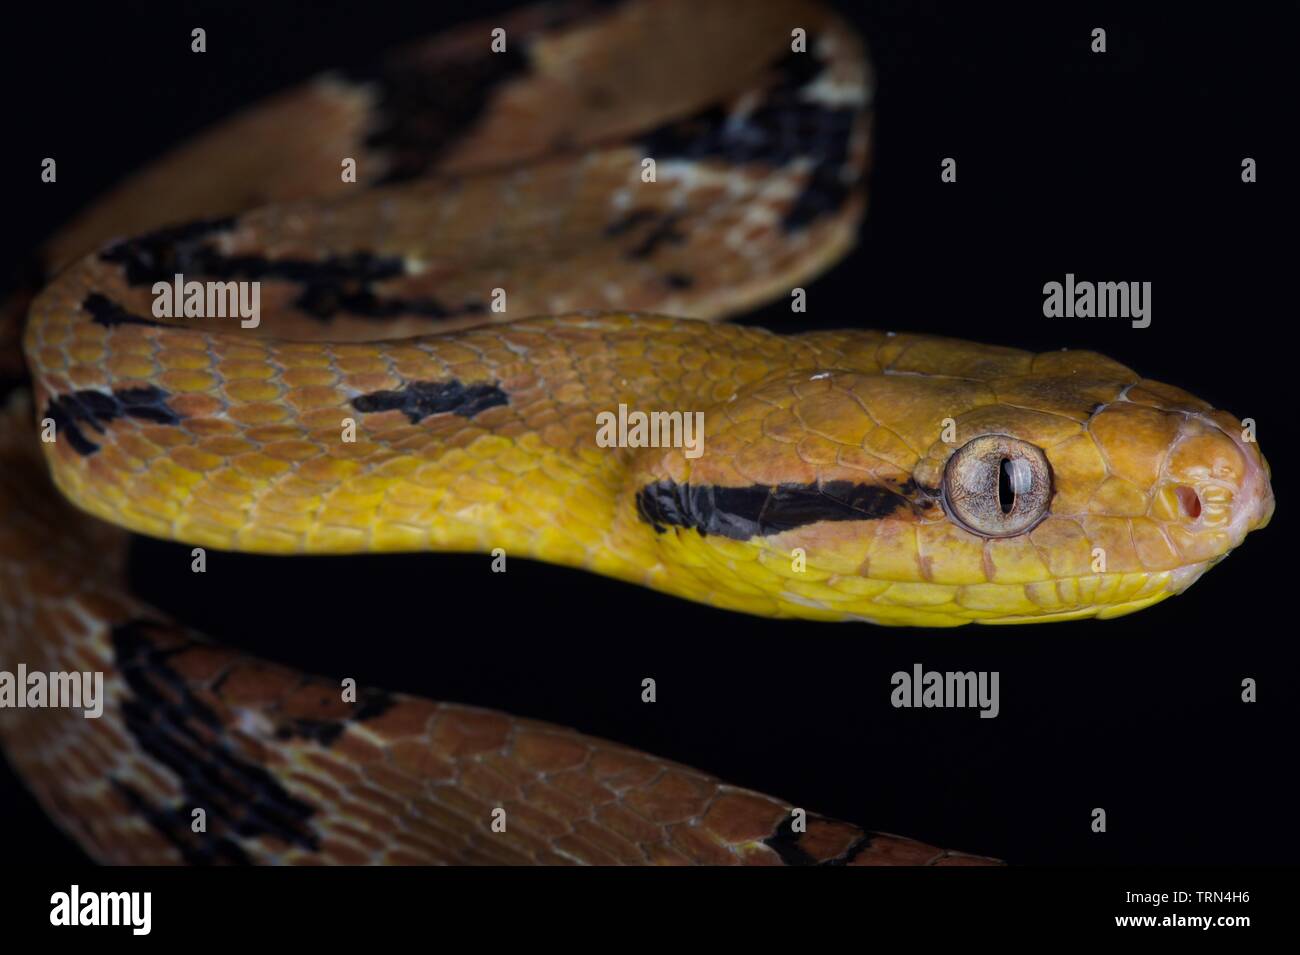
1160, 414, 1274, 562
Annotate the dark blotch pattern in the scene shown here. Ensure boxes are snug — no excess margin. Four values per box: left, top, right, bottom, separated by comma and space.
603, 208, 688, 261
99, 217, 237, 285
274, 689, 396, 747
110, 620, 320, 865
351, 379, 509, 423
41, 386, 181, 456
102, 228, 480, 322
348, 0, 623, 184
626, 213, 687, 260
82, 292, 165, 328
603, 208, 659, 237
638, 47, 859, 233
762, 814, 875, 866
636, 479, 918, 540
346, 46, 530, 186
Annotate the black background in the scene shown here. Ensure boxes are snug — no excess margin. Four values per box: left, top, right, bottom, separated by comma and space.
1, 0, 1294, 874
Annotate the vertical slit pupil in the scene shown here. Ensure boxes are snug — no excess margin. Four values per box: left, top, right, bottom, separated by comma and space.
998, 458, 1015, 513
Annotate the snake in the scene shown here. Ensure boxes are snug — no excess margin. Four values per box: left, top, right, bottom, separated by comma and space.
0, 0, 1274, 866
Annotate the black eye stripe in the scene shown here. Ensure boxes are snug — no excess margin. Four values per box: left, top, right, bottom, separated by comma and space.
635, 479, 929, 540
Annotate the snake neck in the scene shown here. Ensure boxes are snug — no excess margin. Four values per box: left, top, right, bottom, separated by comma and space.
24, 312, 816, 575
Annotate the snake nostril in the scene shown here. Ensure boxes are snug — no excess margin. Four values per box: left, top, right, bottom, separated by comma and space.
1175, 485, 1202, 520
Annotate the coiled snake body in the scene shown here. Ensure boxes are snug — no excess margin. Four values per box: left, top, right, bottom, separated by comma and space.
0, 0, 1273, 864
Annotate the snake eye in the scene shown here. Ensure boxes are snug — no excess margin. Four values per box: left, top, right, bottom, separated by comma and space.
942, 434, 1053, 538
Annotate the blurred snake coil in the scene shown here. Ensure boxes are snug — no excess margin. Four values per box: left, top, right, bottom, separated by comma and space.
0, 0, 1274, 865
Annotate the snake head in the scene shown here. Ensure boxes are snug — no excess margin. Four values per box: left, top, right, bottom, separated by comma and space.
627, 337, 1273, 626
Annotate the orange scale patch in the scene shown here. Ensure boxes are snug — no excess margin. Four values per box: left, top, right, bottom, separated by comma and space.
347, 409, 408, 433
515, 779, 592, 828
428, 343, 479, 364
178, 420, 233, 443
105, 355, 158, 379
796, 434, 841, 466
281, 683, 356, 723
223, 379, 283, 403
67, 365, 107, 388
700, 792, 786, 844
170, 447, 225, 472
510, 731, 590, 773
156, 348, 213, 371
99, 446, 144, 474
328, 440, 385, 461
568, 819, 644, 864
227, 402, 291, 426
219, 341, 271, 359
197, 436, 255, 457
547, 769, 615, 808
35, 316, 72, 342
263, 441, 323, 462
499, 369, 541, 395
428, 709, 512, 758
168, 393, 223, 418
244, 425, 304, 443
297, 456, 362, 484
666, 823, 736, 865
302, 408, 352, 430
158, 369, 219, 393
104, 335, 156, 356
231, 453, 293, 480
734, 439, 818, 485
446, 362, 494, 385
207, 467, 259, 493
285, 386, 346, 412
218, 360, 277, 381
384, 431, 434, 455
385, 345, 431, 364
214, 663, 298, 705
1089, 405, 1180, 487
36, 347, 68, 373
390, 363, 443, 384
457, 763, 520, 804
302, 752, 366, 789
67, 342, 106, 364
342, 372, 400, 394
386, 740, 457, 782
281, 367, 339, 388
115, 433, 162, 461
621, 772, 712, 824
